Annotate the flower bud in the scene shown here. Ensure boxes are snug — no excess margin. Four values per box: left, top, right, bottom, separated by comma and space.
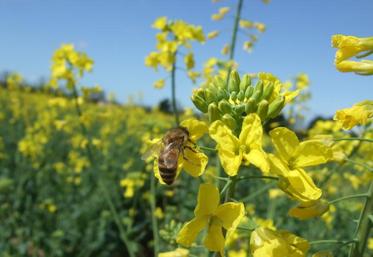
204, 88, 216, 104
234, 104, 246, 115
218, 99, 232, 114
244, 86, 254, 99
237, 91, 245, 101
191, 95, 208, 113
222, 113, 237, 130
212, 76, 226, 90
239, 74, 251, 92
257, 100, 269, 120
251, 81, 263, 102
245, 98, 257, 114
228, 70, 240, 93
230, 91, 237, 102
216, 87, 229, 101
208, 103, 221, 123
261, 82, 274, 101
267, 96, 285, 119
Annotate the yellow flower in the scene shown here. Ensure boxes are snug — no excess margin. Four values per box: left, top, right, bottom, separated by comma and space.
145, 52, 160, 70
239, 19, 254, 29
228, 249, 247, 257
154, 119, 208, 184
332, 34, 373, 74
254, 22, 266, 32
177, 184, 245, 256
221, 44, 230, 55
207, 30, 220, 39
288, 199, 329, 219
158, 248, 189, 257
212, 7, 230, 21
250, 227, 309, 257
334, 100, 373, 130
154, 207, 164, 219
153, 79, 165, 89
269, 127, 332, 203
153, 16, 168, 30
184, 52, 195, 70
209, 113, 269, 176
187, 71, 200, 83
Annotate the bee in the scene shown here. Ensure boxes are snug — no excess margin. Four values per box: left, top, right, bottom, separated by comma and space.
143, 126, 191, 185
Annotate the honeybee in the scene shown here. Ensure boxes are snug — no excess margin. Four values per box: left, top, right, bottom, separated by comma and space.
143, 126, 191, 185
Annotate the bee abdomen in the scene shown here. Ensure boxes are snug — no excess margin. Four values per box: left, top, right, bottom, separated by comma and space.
159, 168, 176, 185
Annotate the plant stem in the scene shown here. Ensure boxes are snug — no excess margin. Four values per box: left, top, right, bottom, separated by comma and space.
171, 51, 179, 126
150, 174, 159, 256
349, 181, 373, 257
236, 175, 279, 181
329, 193, 369, 205
345, 158, 373, 172
334, 137, 373, 143
310, 239, 356, 245
199, 145, 217, 152
71, 83, 135, 257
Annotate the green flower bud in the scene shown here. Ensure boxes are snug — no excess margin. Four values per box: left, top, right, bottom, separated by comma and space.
234, 104, 246, 115
239, 74, 251, 92
245, 86, 254, 99
208, 103, 221, 123
218, 99, 232, 114
204, 88, 216, 104
252, 81, 263, 102
237, 91, 245, 101
222, 113, 237, 130
193, 88, 206, 100
230, 91, 237, 102
261, 82, 274, 101
191, 95, 208, 113
245, 98, 257, 114
257, 100, 269, 121
216, 87, 229, 100
214, 76, 227, 89
228, 70, 240, 93
267, 96, 285, 119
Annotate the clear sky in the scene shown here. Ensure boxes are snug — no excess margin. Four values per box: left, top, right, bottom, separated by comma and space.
1, 0, 372, 119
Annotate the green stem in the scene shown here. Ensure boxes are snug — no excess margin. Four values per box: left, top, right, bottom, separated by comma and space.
236, 175, 279, 181
334, 137, 373, 143
70, 83, 135, 257
150, 174, 159, 256
349, 181, 373, 257
199, 145, 217, 152
310, 239, 356, 245
345, 158, 373, 172
171, 51, 179, 126
241, 181, 277, 202
329, 193, 369, 205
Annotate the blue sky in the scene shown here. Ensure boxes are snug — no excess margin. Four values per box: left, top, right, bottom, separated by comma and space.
0, 0, 372, 118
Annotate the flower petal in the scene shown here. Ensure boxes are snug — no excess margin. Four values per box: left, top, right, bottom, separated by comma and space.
288, 199, 330, 220
182, 145, 208, 177
268, 154, 289, 177
203, 219, 225, 256
270, 127, 299, 162
176, 216, 208, 247
293, 141, 332, 168
209, 120, 242, 176
244, 148, 270, 173
181, 119, 208, 142
215, 202, 245, 230
194, 184, 220, 217
239, 113, 263, 148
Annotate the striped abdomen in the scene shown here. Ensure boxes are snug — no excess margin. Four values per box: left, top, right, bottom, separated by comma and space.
158, 148, 180, 185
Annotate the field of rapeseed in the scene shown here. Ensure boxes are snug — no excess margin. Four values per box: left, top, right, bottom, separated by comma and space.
0, 1, 372, 257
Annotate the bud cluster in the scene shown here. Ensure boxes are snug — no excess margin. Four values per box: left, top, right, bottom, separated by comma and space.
191, 70, 286, 129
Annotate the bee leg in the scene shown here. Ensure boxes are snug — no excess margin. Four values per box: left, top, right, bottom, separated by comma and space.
183, 145, 198, 153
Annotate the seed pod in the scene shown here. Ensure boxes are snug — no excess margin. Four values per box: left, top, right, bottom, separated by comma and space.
228, 70, 240, 93
267, 96, 285, 119
245, 86, 254, 99
261, 82, 274, 101
218, 99, 232, 114
239, 74, 251, 92
191, 95, 208, 113
208, 103, 221, 123
257, 100, 269, 121
245, 98, 257, 114
222, 113, 237, 130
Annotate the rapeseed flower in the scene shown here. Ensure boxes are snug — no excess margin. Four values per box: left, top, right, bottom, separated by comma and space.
177, 184, 244, 256
334, 100, 373, 130
250, 227, 309, 257
209, 113, 269, 176
269, 127, 332, 203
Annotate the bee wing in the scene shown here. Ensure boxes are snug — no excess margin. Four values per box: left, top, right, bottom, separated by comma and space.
163, 148, 181, 167
141, 139, 164, 161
